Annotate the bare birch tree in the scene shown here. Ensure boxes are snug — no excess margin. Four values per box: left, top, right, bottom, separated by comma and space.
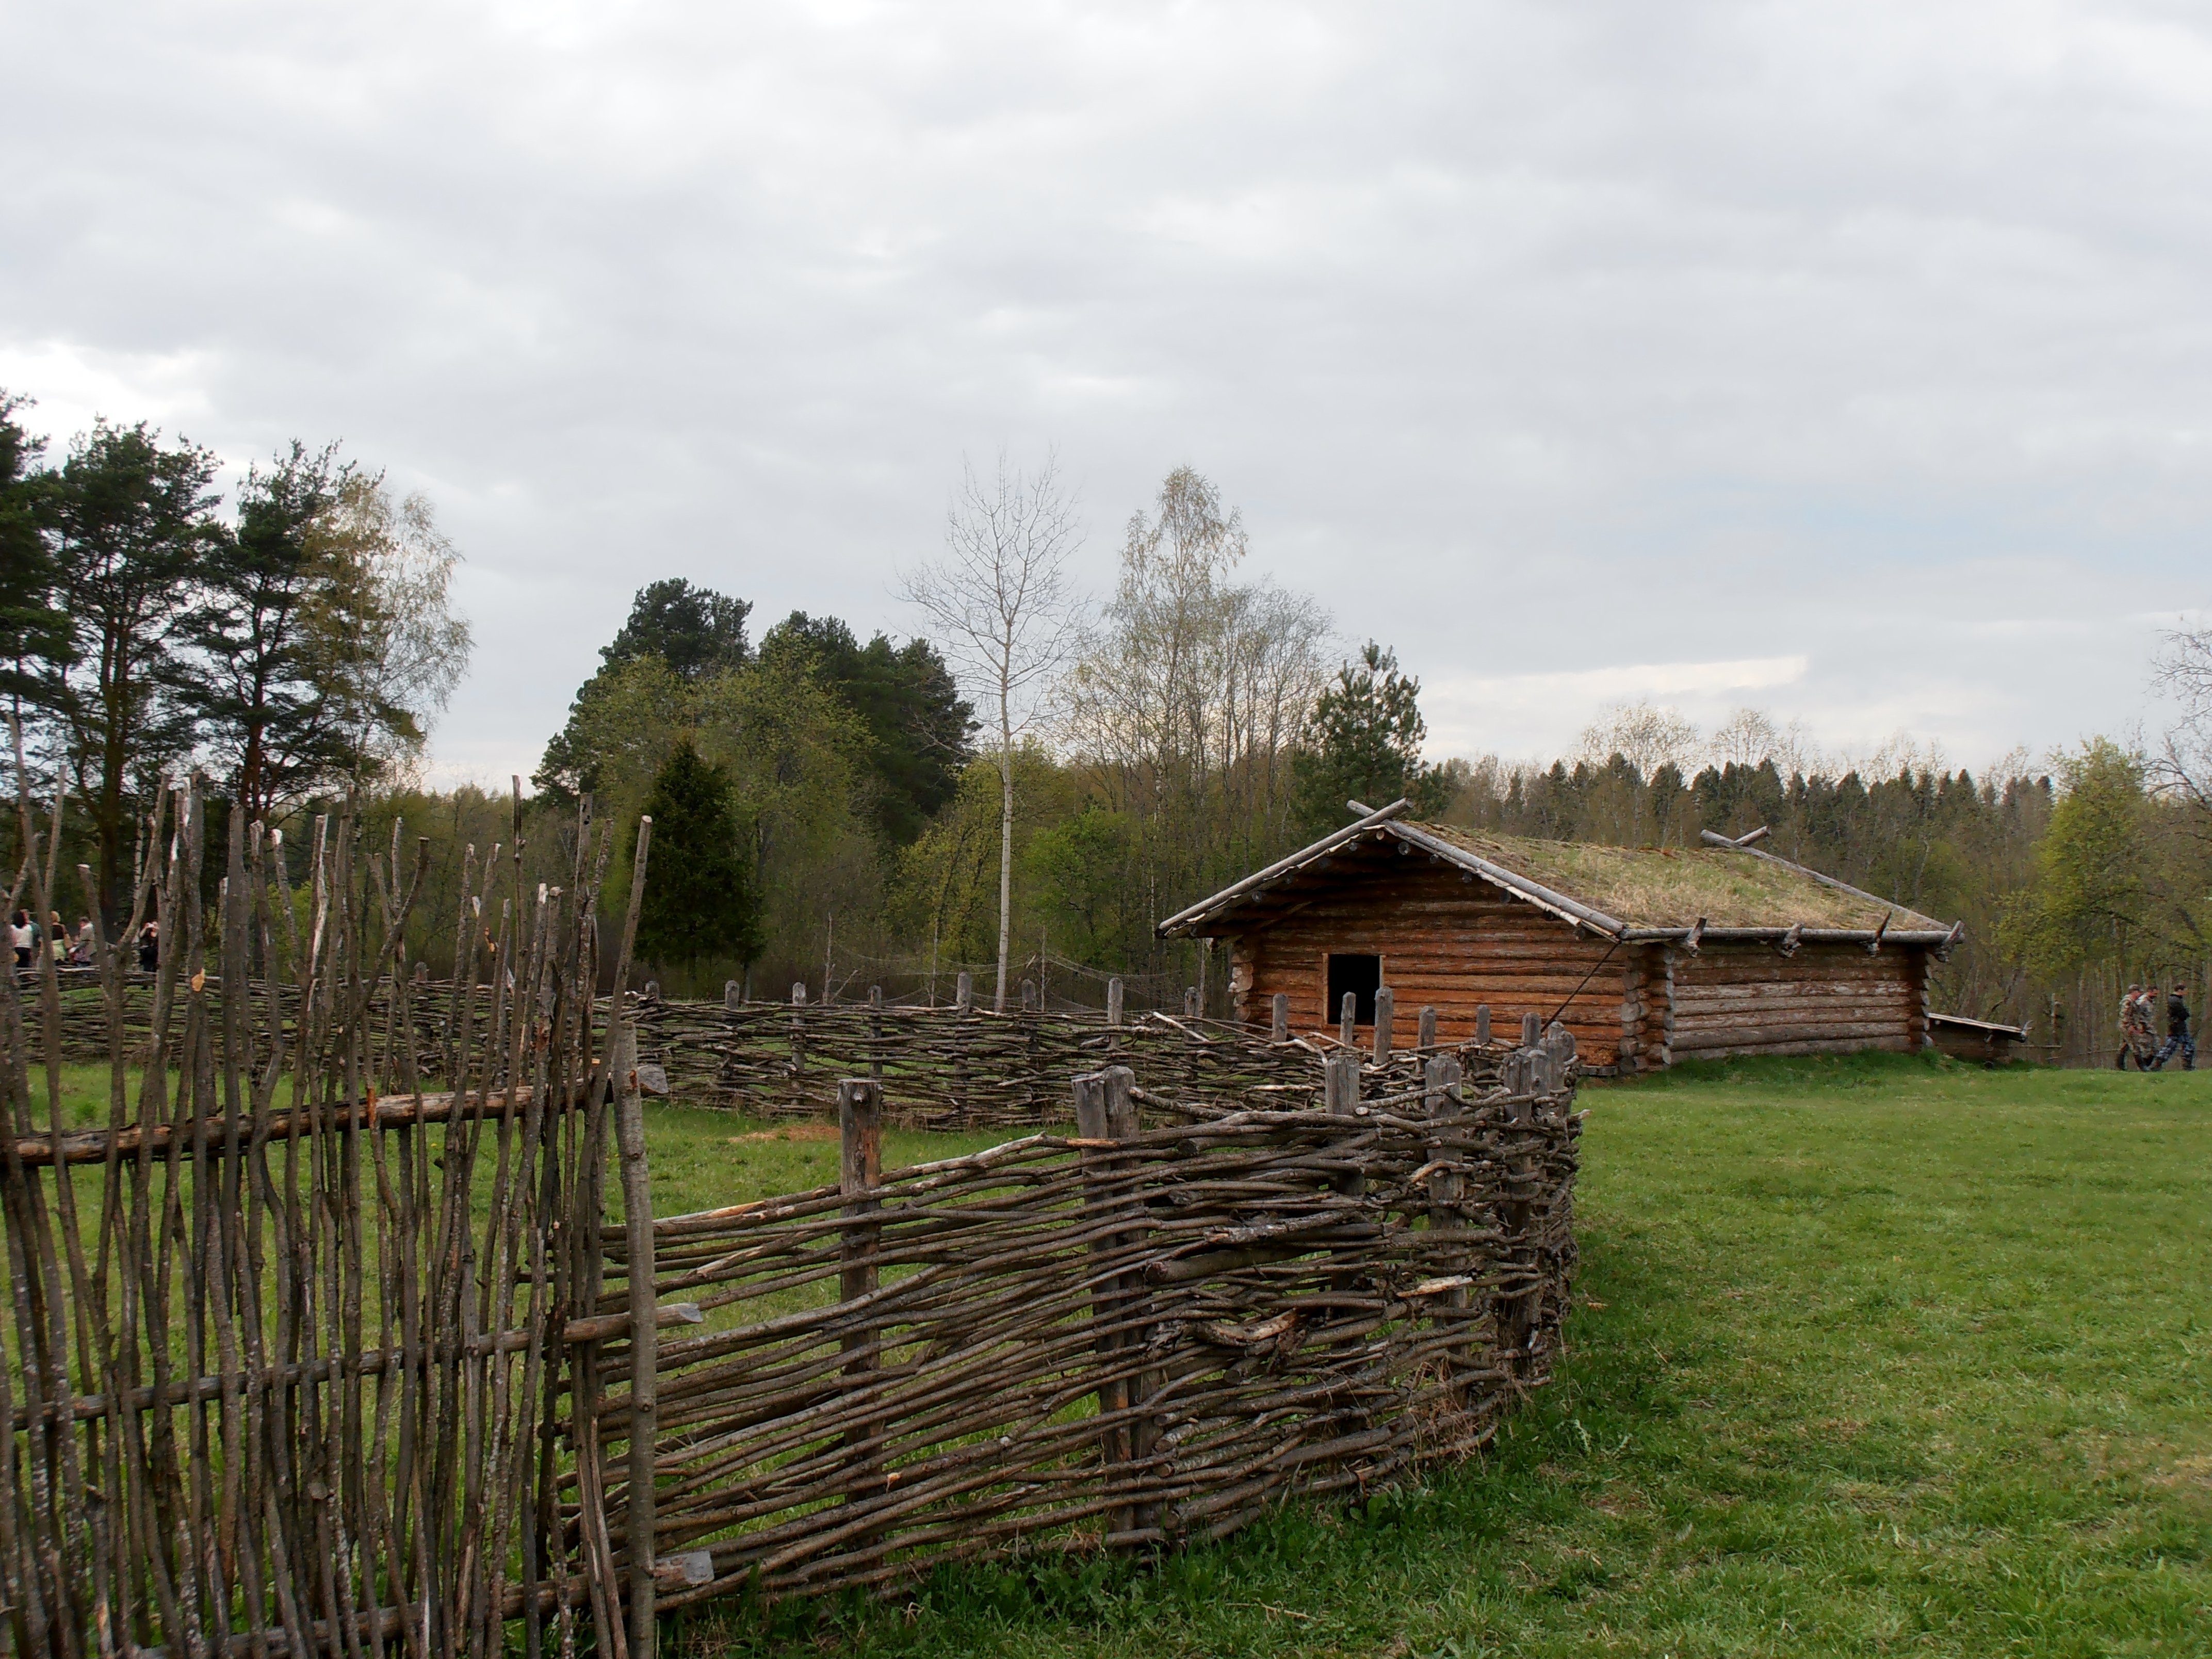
902, 453, 1080, 1011
1059, 467, 1331, 967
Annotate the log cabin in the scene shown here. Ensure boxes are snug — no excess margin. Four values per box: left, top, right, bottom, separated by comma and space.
1157, 799, 1964, 1074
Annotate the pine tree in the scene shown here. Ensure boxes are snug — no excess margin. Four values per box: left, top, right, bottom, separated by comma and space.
1292, 641, 1445, 834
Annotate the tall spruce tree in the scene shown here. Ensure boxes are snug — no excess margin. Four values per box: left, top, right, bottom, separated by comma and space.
635, 739, 763, 972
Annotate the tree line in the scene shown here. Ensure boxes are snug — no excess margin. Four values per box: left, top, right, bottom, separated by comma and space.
1, 392, 469, 922
10, 396, 2208, 1058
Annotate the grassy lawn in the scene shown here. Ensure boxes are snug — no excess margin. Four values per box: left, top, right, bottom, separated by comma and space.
669, 1053, 2212, 1658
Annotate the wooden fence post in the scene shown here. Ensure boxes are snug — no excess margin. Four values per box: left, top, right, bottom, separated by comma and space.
789, 982, 808, 1116
614, 1020, 660, 1659
1107, 977, 1124, 1027
1271, 993, 1289, 1044
1475, 1003, 1490, 1047
724, 979, 741, 1011
1339, 991, 1356, 1050
1101, 1064, 1157, 1535
1183, 985, 1199, 1018
1521, 1011, 1540, 1049
1423, 1053, 1470, 1395
1372, 985, 1394, 1066
1325, 1052, 1362, 1190
1072, 1071, 1134, 1534
869, 986, 885, 1086
1418, 1004, 1436, 1051
838, 1078, 884, 1506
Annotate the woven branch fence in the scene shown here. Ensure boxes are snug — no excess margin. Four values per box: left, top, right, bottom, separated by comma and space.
601, 1041, 1581, 1606
2, 780, 1581, 1655
26, 977, 1328, 1130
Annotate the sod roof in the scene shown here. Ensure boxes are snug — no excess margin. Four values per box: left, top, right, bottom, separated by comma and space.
1407, 824, 1946, 932
1157, 807, 1955, 939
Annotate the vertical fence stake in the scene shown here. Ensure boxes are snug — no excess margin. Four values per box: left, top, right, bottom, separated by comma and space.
615, 1034, 660, 1657
1339, 991, 1356, 1051
1271, 993, 1289, 1044
869, 986, 885, 1087
1372, 985, 1395, 1067
1101, 1065, 1156, 1535
1107, 977, 1124, 1028
1423, 1053, 1470, 1401
838, 1078, 885, 1512
1072, 1071, 1134, 1536
1418, 1005, 1437, 1051
1475, 1003, 1490, 1047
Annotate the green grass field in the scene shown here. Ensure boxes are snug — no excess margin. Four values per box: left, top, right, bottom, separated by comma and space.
669, 1053, 2212, 1658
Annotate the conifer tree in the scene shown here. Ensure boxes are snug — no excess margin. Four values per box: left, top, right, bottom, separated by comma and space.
636, 738, 763, 972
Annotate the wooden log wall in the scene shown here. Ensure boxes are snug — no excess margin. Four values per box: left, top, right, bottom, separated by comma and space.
1666, 941, 1925, 1060
592, 1046, 1583, 1606
1227, 863, 1631, 1067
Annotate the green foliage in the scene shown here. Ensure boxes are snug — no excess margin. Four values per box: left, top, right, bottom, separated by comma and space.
883, 750, 1074, 969
759, 611, 974, 847
38, 419, 225, 916
2009, 739, 2153, 977
1292, 641, 1447, 834
0, 393, 70, 707
637, 740, 763, 970
166, 442, 360, 820
604, 578, 752, 680
1023, 806, 1136, 966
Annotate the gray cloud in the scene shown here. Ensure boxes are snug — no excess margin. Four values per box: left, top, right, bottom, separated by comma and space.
6, 1, 2209, 780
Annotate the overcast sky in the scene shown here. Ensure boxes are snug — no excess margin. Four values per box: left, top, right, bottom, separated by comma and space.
7, 1, 2209, 784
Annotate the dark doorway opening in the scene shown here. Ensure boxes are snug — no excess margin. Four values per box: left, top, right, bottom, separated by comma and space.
1326, 953, 1382, 1027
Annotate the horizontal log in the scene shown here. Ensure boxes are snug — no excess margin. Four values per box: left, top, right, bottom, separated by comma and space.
5, 1086, 544, 1168
1669, 1020, 1911, 1050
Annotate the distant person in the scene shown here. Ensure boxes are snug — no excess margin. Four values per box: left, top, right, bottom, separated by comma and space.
136, 920, 159, 973
46, 912, 64, 964
69, 918, 93, 966
2118, 983, 2157, 1069
8, 910, 31, 969
2153, 984, 2195, 1071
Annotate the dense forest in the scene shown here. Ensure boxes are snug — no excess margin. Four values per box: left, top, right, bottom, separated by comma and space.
8, 391, 2212, 1061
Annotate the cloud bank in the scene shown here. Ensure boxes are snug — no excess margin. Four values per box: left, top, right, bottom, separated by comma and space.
5, 1, 2208, 778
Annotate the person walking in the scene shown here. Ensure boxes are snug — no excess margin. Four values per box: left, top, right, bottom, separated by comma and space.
2118, 983, 2154, 1068
8, 910, 31, 970
2153, 983, 2195, 1071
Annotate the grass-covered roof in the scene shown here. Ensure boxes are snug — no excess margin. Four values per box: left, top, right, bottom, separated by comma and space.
1408, 823, 1945, 931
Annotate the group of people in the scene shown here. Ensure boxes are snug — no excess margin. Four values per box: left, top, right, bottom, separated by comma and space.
2118, 982, 2194, 1071
10, 908, 88, 969
8, 910, 162, 972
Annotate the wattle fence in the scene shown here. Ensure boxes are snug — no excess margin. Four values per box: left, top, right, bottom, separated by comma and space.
2, 786, 1581, 1656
